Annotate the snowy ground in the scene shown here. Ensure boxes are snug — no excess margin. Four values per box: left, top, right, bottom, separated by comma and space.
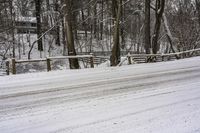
0, 57, 200, 133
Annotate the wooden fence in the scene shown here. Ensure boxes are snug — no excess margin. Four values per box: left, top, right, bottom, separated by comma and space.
9, 54, 95, 75
4, 48, 200, 75
127, 48, 200, 64
0, 61, 9, 76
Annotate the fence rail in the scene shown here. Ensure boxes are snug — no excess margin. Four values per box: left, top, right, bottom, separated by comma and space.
4, 48, 200, 75
127, 48, 200, 64
0, 69, 7, 76
0, 61, 9, 76
8, 54, 97, 75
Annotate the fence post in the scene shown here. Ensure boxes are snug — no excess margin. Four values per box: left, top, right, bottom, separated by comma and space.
127, 53, 132, 65
90, 53, 94, 68
161, 55, 164, 61
146, 56, 149, 62
11, 58, 16, 75
46, 58, 51, 72
6, 60, 10, 75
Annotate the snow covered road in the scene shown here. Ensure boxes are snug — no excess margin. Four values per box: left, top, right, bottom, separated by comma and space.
0, 57, 200, 133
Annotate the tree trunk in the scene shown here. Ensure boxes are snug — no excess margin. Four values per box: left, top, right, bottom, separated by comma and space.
195, 0, 200, 27
121, 1, 125, 49
35, 0, 43, 51
152, 0, 165, 54
55, 0, 61, 46
163, 13, 179, 59
93, 2, 98, 39
9, 1, 16, 58
81, 9, 88, 39
64, 0, 80, 69
100, 0, 104, 40
110, 0, 121, 66
144, 0, 151, 54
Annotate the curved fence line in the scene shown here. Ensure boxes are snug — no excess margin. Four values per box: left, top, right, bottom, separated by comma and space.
127, 48, 200, 64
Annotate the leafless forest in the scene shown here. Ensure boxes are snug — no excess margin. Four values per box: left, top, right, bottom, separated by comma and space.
0, 0, 200, 68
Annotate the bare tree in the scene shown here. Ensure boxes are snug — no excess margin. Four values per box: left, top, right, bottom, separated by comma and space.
152, 0, 165, 54
35, 0, 43, 51
110, 0, 122, 66
144, 0, 151, 54
195, 0, 200, 26
64, 0, 80, 69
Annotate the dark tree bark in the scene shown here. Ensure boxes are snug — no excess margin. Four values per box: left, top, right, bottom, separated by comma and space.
35, 0, 43, 51
64, 0, 80, 69
46, 0, 50, 10
144, 0, 151, 54
152, 0, 165, 54
9, 0, 16, 58
112, 0, 118, 20
195, 0, 200, 27
81, 9, 88, 39
55, 0, 61, 46
120, 0, 125, 49
93, 2, 98, 39
163, 13, 178, 57
100, 0, 104, 40
110, 0, 121, 66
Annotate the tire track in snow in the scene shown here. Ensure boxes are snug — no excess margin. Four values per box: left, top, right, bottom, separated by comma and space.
0, 66, 200, 114
0, 66, 200, 99
55, 96, 200, 133
1, 60, 200, 133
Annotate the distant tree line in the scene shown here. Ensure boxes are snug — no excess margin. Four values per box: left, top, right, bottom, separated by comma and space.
0, 0, 200, 68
